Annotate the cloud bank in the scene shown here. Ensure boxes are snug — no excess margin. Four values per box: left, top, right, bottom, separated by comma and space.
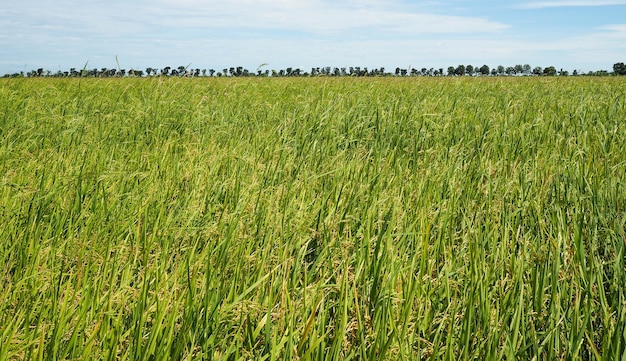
1, 0, 624, 73
519, 0, 626, 9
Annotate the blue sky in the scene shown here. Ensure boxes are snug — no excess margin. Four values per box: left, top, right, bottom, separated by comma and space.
1, 0, 625, 74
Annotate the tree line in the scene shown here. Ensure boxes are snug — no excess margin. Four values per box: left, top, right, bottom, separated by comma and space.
4, 62, 626, 78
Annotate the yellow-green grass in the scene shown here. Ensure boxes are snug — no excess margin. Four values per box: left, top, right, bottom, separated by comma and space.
1, 77, 625, 360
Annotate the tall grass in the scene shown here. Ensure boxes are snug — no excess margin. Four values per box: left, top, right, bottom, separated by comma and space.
1, 76, 625, 360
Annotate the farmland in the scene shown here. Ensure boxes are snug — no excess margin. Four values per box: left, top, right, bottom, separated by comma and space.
1, 77, 625, 360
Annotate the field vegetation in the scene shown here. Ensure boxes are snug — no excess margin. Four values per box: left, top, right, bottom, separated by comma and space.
1, 77, 625, 360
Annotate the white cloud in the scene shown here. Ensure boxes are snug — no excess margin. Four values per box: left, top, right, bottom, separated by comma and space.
148, 0, 509, 34
495, 23, 626, 70
597, 24, 626, 34
519, 0, 626, 9
567, 24, 626, 59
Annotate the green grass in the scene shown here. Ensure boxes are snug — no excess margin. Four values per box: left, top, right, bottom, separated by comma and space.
1, 76, 625, 360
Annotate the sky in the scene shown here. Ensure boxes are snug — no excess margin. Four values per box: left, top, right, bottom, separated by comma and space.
1, 0, 626, 75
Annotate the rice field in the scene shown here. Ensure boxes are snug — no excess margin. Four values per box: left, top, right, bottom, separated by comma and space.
1, 76, 625, 360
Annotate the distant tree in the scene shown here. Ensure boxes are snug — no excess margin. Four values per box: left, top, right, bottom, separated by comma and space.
613, 62, 626, 75
129, 69, 143, 77
455, 65, 465, 76
543, 66, 557, 76
506, 66, 516, 76
9, 62, 622, 79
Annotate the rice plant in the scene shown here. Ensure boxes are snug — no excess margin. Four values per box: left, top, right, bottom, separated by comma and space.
1, 76, 625, 360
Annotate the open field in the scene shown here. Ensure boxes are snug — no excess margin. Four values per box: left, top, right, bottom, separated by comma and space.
1, 77, 625, 360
